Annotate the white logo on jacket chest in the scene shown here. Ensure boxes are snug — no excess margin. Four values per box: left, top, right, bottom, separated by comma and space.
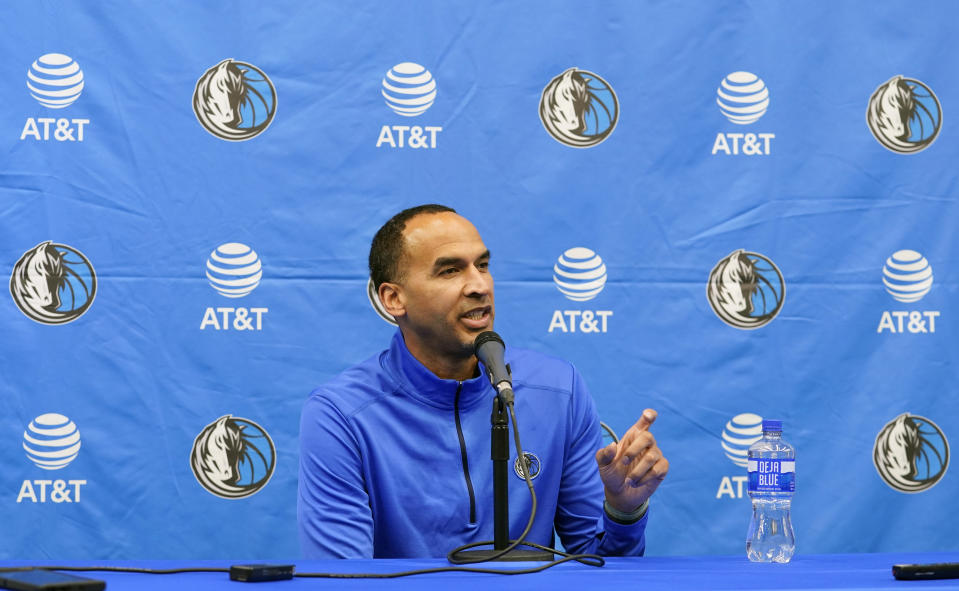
514, 452, 541, 480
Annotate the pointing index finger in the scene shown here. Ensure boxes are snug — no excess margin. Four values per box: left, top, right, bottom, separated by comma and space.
634, 408, 657, 432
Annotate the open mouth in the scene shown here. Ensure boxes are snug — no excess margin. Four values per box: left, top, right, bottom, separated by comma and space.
461, 306, 491, 327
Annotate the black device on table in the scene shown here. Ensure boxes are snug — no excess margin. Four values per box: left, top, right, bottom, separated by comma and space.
0, 569, 105, 591
893, 561, 959, 580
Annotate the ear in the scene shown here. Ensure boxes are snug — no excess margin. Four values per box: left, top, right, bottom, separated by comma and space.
378, 282, 406, 318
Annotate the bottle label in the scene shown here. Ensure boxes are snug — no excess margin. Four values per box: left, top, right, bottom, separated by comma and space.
747, 459, 795, 493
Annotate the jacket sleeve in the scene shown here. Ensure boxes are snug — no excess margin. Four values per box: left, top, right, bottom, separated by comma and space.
553, 367, 648, 556
297, 391, 374, 558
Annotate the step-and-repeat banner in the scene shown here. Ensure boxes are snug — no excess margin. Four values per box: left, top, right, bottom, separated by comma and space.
1, 1, 956, 559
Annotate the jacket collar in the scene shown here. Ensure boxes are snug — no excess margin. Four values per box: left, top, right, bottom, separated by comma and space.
384, 329, 493, 411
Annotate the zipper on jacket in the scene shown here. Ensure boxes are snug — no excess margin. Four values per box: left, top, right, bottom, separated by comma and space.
453, 382, 477, 524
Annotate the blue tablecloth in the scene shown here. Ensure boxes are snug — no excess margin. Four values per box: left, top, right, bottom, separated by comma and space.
3, 553, 958, 590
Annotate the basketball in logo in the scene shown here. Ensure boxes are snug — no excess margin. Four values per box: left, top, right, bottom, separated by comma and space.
539, 68, 618, 147
193, 59, 277, 141
866, 76, 941, 154
514, 452, 541, 481
874, 413, 948, 493
707, 250, 784, 329
190, 415, 276, 499
367, 278, 397, 325
10, 241, 96, 325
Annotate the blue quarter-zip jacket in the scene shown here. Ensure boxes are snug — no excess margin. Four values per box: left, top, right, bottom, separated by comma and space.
298, 330, 648, 558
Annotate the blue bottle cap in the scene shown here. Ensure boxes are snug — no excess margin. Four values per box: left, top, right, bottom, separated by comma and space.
762, 419, 783, 432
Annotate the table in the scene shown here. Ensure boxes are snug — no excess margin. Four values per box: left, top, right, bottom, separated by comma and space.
3, 553, 958, 590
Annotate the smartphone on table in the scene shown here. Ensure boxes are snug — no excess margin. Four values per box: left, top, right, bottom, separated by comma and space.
0, 569, 105, 591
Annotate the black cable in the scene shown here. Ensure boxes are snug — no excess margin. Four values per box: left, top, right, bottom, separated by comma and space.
294, 551, 601, 579
293, 400, 605, 577
0, 566, 229, 574
445, 400, 604, 569
600, 421, 620, 443
446, 400, 538, 564
5, 400, 609, 580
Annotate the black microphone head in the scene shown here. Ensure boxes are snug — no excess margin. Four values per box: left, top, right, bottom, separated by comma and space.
474, 331, 512, 402
473, 331, 504, 355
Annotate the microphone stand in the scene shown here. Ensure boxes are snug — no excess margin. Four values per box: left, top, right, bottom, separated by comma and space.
457, 392, 553, 562
492, 394, 511, 551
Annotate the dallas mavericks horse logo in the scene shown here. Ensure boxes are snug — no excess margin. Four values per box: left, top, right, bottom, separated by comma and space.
191, 415, 276, 499
367, 278, 397, 325
193, 59, 277, 141
10, 241, 96, 325
707, 250, 785, 329
874, 413, 949, 493
866, 75, 941, 154
539, 68, 618, 147
514, 452, 541, 481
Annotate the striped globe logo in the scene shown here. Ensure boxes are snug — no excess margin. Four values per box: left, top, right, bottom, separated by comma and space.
553, 247, 607, 301
883, 250, 933, 303
716, 71, 768, 125
206, 243, 262, 298
721, 413, 763, 468
27, 53, 84, 109
382, 62, 436, 117
23, 413, 81, 470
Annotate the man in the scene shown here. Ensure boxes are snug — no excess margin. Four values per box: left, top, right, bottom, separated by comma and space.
298, 204, 668, 558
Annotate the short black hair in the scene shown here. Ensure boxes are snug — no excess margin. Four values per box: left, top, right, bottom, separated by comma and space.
369, 204, 457, 289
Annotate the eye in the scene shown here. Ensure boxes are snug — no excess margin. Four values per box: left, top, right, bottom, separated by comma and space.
477, 261, 490, 271
440, 267, 458, 276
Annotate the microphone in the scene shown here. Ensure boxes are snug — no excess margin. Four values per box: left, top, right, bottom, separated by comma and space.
474, 331, 514, 405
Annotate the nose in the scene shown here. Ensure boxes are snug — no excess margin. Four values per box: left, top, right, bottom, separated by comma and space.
463, 264, 492, 298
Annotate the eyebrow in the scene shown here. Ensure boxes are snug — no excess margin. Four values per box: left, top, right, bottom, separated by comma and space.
432, 250, 491, 271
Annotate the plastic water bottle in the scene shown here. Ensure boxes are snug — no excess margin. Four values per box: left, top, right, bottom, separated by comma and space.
746, 419, 795, 563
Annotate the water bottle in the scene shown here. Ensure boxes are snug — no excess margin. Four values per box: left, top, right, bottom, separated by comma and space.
746, 419, 795, 563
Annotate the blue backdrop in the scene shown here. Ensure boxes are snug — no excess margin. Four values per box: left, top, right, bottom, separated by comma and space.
1, 0, 956, 559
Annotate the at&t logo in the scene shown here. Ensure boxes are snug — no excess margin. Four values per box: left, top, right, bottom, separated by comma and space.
716, 413, 762, 499
548, 247, 612, 333
876, 250, 939, 334
866, 76, 941, 154
200, 243, 268, 331
10, 241, 96, 325
191, 415, 276, 499
874, 413, 948, 493
193, 59, 277, 141
539, 68, 618, 148
707, 250, 784, 329
711, 71, 774, 156
376, 62, 442, 149
17, 414, 87, 503
20, 54, 90, 142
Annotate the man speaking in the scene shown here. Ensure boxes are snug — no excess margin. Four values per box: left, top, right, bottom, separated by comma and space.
298, 205, 669, 558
